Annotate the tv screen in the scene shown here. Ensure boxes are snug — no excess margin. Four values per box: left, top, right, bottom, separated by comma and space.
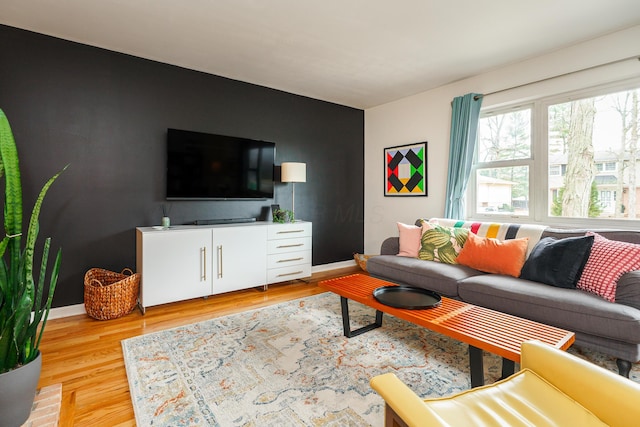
166, 128, 275, 200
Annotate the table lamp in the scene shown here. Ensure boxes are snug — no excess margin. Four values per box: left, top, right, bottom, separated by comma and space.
281, 162, 306, 220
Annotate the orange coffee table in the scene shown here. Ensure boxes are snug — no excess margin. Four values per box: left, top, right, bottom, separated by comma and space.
319, 274, 575, 387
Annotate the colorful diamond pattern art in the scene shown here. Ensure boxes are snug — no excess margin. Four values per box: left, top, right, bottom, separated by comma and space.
384, 142, 427, 196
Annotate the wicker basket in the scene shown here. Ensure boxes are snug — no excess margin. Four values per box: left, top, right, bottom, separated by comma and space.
84, 268, 140, 320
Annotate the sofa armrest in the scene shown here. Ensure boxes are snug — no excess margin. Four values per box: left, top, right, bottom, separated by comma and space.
370, 373, 442, 427
521, 340, 640, 426
380, 237, 400, 255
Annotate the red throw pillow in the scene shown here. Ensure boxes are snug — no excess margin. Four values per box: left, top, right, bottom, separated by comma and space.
576, 232, 640, 302
456, 232, 529, 277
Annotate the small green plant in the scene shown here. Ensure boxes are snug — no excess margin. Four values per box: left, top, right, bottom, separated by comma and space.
273, 208, 294, 223
0, 109, 66, 373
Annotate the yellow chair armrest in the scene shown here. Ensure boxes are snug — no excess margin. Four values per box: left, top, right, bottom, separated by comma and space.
522, 340, 640, 427
370, 373, 442, 426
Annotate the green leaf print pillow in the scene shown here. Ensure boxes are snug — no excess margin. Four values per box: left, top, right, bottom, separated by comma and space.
418, 225, 469, 264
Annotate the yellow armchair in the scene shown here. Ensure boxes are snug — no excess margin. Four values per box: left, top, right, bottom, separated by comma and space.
370, 340, 640, 427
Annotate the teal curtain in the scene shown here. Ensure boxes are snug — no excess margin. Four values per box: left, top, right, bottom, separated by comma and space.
444, 93, 483, 219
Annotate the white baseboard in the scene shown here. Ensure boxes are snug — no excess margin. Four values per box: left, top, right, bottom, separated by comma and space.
48, 304, 86, 320
312, 259, 357, 273
47, 260, 357, 319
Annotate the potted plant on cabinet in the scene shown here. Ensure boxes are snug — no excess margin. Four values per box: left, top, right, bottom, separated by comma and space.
0, 109, 66, 426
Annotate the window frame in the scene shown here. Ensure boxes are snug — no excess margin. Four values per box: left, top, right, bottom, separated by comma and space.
469, 103, 535, 221
467, 76, 640, 229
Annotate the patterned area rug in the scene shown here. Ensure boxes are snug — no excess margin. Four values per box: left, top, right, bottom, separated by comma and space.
122, 292, 639, 426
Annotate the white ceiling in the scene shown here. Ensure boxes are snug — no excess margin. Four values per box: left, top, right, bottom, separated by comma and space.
2, 1, 640, 109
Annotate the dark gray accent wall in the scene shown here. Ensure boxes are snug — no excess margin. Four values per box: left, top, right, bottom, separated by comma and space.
0, 25, 364, 308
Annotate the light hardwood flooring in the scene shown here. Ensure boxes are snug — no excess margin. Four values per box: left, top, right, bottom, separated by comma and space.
37, 266, 360, 426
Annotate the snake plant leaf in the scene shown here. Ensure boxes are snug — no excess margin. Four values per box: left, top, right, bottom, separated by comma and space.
13, 289, 33, 363
0, 237, 9, 263
0, 110, 23, 275
33, 246, 61, 354
0, 108, 66, 373
23, 167, 67, 307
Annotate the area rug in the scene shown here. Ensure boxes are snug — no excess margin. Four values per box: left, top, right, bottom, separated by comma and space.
122, 292, 639, 427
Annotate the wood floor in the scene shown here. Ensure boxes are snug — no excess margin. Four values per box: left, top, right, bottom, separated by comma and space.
37, 266, 359, 426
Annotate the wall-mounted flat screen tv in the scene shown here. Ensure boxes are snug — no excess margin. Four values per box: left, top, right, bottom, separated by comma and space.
166, 128, 275, 200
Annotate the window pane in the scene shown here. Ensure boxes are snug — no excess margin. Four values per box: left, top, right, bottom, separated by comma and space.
476, 166, 529, 215
478, 109, 531, 162
548, 88, 640, 219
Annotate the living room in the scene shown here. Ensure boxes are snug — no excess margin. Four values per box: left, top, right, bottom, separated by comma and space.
2, 1, 640, 426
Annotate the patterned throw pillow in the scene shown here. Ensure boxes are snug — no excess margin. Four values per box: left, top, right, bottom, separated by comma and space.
418, 225, 469, 264
576, 232, 640, 302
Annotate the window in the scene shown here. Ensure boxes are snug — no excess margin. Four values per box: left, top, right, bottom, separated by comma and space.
468, 79, 640, 224
548, 87, 639, 220
472, 108, 532, 216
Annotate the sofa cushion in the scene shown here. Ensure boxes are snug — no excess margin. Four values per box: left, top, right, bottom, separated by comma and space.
367, 255, 484, 298
520, 235, 594, 289
380, 237, 400, 255
458, 274, 640, 343
455, 233, 529, 277
397, 222, 422, 257
577, 232, 640, 302
418, 224, 468, 264
616, 271, 640, 311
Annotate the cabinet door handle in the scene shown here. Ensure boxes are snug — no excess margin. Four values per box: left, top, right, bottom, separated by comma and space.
217, 245, 223, 278
277, 243, 303, 248
277, 257, 304, 263
201, 247, 207, 281
277, 230, 304, 234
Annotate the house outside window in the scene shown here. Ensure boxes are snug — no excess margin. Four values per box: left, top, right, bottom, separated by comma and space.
472, 108, 532, 215
468, 78, 640, 226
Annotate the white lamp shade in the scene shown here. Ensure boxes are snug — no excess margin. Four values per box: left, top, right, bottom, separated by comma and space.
281, 162, 306, 183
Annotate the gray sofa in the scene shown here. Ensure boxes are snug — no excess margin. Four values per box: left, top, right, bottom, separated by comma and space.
367, 222, 640, 377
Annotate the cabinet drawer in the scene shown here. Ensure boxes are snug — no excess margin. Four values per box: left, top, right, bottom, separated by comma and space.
267, 264, 312, 284
267, 250, 311, 269
268, 222, 311, 239
267, 237, 311, 254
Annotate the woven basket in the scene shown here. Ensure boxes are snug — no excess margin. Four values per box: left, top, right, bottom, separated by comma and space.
84, 268, 140, 320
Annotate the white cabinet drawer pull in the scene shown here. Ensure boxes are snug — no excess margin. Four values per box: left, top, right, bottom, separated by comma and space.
277, 271, 303, 277
277, 257, 304, 263
277, 230, 304, 234
277, 243, 303, 248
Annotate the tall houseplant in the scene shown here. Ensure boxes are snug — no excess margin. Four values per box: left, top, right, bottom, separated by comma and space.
0, 109, 65, 425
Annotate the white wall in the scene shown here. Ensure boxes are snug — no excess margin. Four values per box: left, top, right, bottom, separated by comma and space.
364, 25, 640, 254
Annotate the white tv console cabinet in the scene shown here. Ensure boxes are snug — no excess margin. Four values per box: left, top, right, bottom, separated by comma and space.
136, 221, 312, 312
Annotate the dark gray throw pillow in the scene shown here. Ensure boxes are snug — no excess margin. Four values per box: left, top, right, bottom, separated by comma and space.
520, 235, 594, 288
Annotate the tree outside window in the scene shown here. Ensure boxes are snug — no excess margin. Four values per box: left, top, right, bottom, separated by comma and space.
549, 88, 639, 219
468, 80, 640, 223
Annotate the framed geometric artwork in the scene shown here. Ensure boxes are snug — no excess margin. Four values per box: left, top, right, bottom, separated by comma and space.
384, 142, 427, 196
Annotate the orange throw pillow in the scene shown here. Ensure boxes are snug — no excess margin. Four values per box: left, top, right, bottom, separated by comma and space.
456, 232, 529, 277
